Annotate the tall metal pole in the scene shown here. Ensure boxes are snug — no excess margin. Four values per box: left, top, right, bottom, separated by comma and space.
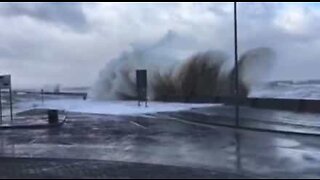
234, 2, 239, 127
234, 2, 242, 173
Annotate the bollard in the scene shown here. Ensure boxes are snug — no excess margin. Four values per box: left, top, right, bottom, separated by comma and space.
41, 89, 44, 105
48, 109, 58, 124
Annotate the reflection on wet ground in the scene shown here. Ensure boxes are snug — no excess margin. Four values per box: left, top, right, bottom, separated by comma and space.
168, 105, 320, 134
1, 107, 320, 178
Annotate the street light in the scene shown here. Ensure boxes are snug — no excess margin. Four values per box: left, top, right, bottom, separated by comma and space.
234, 2, 239, 127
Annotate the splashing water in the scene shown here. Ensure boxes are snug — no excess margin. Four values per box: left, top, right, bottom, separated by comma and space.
90, 31, 276, 101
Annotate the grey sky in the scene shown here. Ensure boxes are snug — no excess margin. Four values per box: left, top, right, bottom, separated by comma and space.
0, 2, 320, 89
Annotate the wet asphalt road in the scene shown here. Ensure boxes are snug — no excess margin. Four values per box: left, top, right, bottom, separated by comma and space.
0, 157, 250, 179
1, 107, 320, 178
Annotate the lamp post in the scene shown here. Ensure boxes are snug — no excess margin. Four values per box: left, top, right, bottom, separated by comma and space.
234, 2, 239, 127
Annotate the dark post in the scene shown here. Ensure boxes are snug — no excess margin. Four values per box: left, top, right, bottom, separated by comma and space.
9, 77, 13, 122
41, 89, 44, 104
0, 90, 2, 124
136, 70, 148, 107
234, 2, 239, 127
48, 109, 59, 124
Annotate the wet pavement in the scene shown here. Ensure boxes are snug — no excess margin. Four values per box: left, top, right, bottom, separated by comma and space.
1, 107, 320, 178
168, 105, 320, 135
0, 157, 249, 179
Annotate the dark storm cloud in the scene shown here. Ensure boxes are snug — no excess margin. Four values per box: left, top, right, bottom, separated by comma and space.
0, 2, 88, 32
0, 2, 320, 88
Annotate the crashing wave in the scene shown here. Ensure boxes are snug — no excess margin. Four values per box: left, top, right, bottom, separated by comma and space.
90, 31, 276, 101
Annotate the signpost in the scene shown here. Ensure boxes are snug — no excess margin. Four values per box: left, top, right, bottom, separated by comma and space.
0, 75, 13, 123
136, 70, 148, 107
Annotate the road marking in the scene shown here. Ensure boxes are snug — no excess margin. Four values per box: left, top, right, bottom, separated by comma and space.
29, 138, 38, 144
130, 121, 147, 129
158, 114, 220, 130
138, 114, 157, 119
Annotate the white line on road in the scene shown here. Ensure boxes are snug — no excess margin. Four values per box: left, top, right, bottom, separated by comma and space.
130, 121, 147, 129
158, 114, 220, 130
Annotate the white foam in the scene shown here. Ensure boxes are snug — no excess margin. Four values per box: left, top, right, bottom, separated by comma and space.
17, 99, 217, 115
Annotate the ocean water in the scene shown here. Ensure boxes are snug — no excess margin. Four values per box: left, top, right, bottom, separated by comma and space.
250, 80, 320, 100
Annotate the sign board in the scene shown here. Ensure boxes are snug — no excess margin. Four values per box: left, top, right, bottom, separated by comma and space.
136, 70, 147, 106
0, 75, 11, 89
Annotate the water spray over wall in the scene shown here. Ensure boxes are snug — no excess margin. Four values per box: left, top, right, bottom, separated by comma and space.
90, 31, 276, 101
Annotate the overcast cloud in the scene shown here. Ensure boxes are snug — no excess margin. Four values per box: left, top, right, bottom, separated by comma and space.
0, 2, 320, 89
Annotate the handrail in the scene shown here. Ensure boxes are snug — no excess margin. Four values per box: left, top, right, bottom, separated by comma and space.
11, 90, 87, 100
